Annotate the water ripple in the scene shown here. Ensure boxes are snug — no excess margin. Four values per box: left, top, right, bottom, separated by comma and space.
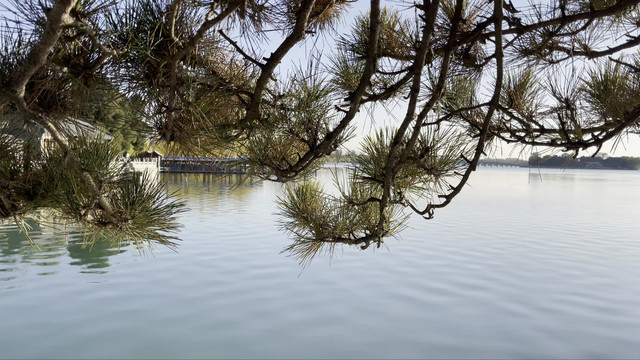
1, 168, 639, 358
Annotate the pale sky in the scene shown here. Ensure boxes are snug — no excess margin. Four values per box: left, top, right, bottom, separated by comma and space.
1, 0, 639, 157
284, 0, 640, 158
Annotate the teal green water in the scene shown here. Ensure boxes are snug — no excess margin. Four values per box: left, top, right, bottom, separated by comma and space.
1, 167, 639, 359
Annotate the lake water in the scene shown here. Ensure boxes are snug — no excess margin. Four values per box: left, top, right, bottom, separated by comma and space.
1, 167, 639, 359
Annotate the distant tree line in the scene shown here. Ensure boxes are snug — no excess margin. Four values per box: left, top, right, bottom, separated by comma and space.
80, 84, 149, 154
478, 158, 529, 167
324, 149, 359, 164
529, 153, 640, 170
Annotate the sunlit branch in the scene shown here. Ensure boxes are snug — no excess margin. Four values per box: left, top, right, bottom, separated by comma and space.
9, 0, 78, 98
167, 0, 183, 43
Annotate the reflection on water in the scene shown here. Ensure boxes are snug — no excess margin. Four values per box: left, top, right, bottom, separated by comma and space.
0, 174, 259, 279
0, 221, 126, 277
67, 240, 127, 274
164, 173, 259, 197
0, 222, 67, 279
0, 173, 261, 281
1, 167, 639, 359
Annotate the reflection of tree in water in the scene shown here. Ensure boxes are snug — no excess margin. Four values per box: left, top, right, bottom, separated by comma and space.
0, 224, 27, 258
0, 224, 30, 281
0, 221, 68, 258
0, 221, 69, 279
0, 221, 126, 277
1, 173, 261, 277
67, 236, 126, 273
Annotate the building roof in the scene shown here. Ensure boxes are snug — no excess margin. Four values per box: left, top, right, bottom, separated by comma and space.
1, 114, 46, 142
135, 151, 163, 158
1, 114, 113, 142
57, 118, 114, 141
162, 156, 248, 162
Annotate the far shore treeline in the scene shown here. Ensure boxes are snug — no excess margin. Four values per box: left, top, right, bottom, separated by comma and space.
527, 153, 640, 170
326, 151, 640, 170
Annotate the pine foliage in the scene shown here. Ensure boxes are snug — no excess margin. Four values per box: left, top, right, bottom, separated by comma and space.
2, 0, 640, 262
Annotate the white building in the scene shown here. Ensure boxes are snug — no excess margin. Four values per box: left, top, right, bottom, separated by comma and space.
2, 114, 114, 154
125, 151, 162, 175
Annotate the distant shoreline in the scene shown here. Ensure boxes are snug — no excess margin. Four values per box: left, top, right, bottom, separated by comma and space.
322, 157, 640, 171
479, 155, 640, 170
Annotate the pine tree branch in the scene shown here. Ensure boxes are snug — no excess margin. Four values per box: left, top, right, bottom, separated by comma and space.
9, 0, 77, 99
422, 0, 505, 219
266, 0, 383, 179
244, 0, 318, 125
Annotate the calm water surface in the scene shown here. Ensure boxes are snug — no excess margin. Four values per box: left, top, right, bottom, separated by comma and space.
1, 167, 639, 359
